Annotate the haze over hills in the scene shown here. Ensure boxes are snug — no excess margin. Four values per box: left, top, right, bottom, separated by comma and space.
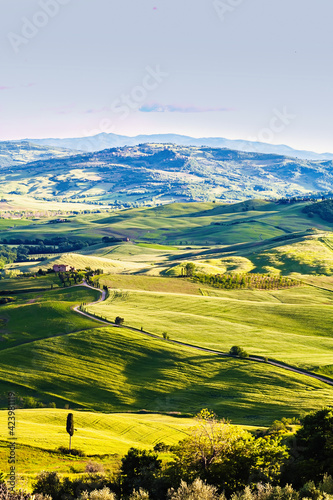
25, 132, 333, 161
0, 141, 77, 169
1, 143, 333, 205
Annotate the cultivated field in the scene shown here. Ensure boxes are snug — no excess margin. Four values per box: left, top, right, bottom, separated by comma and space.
1, 199, 333, 475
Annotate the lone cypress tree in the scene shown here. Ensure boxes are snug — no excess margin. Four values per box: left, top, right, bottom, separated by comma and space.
66, 413, 74, 452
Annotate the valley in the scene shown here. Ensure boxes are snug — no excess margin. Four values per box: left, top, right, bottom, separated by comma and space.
1, 197, 333, 485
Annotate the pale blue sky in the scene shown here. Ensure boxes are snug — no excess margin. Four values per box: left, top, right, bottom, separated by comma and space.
1, 0, 332, 152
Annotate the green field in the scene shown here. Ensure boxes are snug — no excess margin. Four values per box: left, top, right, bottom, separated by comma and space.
1, 200, 333, 476
0, 274, 60, 291
0, 409, 195, 456
0, 285, 101, 349
4, 201, 333, 278
0, 316, 332, 424
89, 282, 333, 374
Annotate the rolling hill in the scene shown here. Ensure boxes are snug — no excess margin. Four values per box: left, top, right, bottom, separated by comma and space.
1, 144, 333, 205
0, 278, 332, 428
4, 199, 333, 277
0, 141, 77, 169
1, 202, 333, 474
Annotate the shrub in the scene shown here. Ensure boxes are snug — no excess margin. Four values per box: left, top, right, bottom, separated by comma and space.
0, 484, 32, 500
167, 479, 224, 499
115, 316, 124, 325
57, 446, 85, 457
229, 346, 249, 358
32, 471, 61, 500
231, 483, 299, 500
79, 487, 116, 500
85, 461, 105, 474
120, 447, 162, 496
129, 489, 151, 499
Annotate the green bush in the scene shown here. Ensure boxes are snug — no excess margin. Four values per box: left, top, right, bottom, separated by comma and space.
115, 316, 125, 325
33, 471, 62, 500
57, 446, 85, 457
229, 346, 249, 358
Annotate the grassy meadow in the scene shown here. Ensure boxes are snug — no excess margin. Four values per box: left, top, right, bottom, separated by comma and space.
1, 199, 333, 477
0, 285, 101, 349
0, 409, 195, 456
88, 280, 333, 373
0, 320, 332, 424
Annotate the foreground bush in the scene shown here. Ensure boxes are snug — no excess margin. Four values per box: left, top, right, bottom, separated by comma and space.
231, 484, 299, 500
129, 490, 150, 499
0, 484, 31, 500
32, 472, 111, 500
168, 478, 225, 499
79, 487, 116, 500
120, 447, 163, 497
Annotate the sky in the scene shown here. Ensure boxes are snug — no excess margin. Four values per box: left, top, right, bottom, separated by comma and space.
0, 0, 332, 153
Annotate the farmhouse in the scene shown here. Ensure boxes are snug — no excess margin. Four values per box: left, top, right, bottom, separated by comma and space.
53, 264, 74, 272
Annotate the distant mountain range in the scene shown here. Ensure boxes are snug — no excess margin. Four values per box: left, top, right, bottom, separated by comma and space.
1, 143, 333, 205
25, 133, 333, 161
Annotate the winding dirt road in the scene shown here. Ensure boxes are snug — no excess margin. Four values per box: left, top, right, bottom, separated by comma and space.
74, 282, 333, 389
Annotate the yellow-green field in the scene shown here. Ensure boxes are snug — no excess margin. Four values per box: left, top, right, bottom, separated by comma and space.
0, 409, 195, 456
89, 279, 333, 373
1, 200, 333, 482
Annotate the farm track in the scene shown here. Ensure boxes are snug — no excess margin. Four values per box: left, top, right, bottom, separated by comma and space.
75, 281, 333, 389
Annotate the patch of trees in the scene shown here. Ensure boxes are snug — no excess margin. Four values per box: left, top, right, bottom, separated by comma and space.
303, 199, 333, 222
0, 239, 94, 265
282, 408, 333, 486
192, 273, 299, 290
277, 196, 316, 204
102, 236, 125, 244
58, 268, 104, 287
0, 245, 17, 268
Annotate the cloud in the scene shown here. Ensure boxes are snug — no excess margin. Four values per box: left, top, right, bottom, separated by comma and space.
139, 103, 233, 113
82, 107, 109, 114
0, 86, 13, 91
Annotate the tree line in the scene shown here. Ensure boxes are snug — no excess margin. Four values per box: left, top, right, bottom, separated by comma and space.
190, 271, 299, 290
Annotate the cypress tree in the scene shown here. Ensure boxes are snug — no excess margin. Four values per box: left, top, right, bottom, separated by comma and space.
66, 413, 74, 452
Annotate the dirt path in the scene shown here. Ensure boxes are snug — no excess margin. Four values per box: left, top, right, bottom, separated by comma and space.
75, 282, 333, 388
